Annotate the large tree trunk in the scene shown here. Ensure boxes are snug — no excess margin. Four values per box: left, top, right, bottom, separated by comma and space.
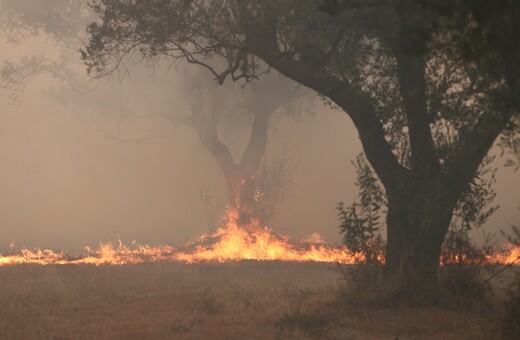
383, 179, 460, 297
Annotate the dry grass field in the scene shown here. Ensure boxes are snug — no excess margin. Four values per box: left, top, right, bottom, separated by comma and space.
0, 262, 512, 339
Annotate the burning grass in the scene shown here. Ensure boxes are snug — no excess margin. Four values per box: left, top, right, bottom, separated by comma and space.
1, 207, 518, 267
0, 208, 364, 266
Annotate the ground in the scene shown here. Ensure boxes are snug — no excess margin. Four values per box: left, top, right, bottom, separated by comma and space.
0, 262, 511, 339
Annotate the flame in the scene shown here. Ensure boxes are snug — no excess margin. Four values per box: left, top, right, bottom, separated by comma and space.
0, 241, 178, 266
0, 206, 518, 266
484, 243, 520, 265
173, 208, 362, 264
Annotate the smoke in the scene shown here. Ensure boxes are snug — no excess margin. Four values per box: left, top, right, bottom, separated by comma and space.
0, 3, 518, 252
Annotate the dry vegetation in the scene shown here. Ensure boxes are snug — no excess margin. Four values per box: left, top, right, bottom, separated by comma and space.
0, 262, 514, 339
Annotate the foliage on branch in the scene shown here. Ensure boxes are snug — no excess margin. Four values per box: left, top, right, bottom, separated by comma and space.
337, 154, 385, 263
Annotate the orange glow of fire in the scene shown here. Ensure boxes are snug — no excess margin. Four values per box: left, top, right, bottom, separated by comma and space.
173, 208, 363, 264
0, 207, 518, 267
484, 243, 520, 265
0, 241, 178, 266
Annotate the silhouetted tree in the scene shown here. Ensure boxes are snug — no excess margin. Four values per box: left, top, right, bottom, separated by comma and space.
164, 67, 305, 225
81, 0, 520, 294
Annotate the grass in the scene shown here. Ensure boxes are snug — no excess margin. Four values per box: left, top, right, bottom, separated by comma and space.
0, 262, 513, 339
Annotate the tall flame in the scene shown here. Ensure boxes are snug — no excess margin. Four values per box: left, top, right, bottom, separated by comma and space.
0, 207, 518, 266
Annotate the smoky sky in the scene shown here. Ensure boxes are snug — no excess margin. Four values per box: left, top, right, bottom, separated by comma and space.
0, 7, 519, 252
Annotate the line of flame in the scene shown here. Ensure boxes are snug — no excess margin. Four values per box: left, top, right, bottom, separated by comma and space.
0, 208, 518, 266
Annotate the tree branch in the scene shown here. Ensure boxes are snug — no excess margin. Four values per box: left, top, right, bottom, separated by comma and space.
395, 51, 439, 173
183, 97, 238, 175
246, 20, 407, 191
240, 105, 272, 172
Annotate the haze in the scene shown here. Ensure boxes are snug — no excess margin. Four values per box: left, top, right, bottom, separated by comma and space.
0, 5, 518, 253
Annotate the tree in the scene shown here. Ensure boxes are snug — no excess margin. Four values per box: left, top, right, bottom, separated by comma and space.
82, 0, 520, 293
161, 66, 305, 225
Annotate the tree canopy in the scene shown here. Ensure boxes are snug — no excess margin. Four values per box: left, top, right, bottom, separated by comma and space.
83, 0, 518, 182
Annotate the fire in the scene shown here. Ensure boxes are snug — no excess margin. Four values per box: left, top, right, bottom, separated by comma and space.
0, 207, 363, 266
0, 241, 178, 266
484, 243, 520, 265
173, 208, 361, 263
0, 207, 518, 266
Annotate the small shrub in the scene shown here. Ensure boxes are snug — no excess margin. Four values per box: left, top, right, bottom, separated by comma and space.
336, 196, 388, 306
336, 155, 393, 306
337, 154, 386, 261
